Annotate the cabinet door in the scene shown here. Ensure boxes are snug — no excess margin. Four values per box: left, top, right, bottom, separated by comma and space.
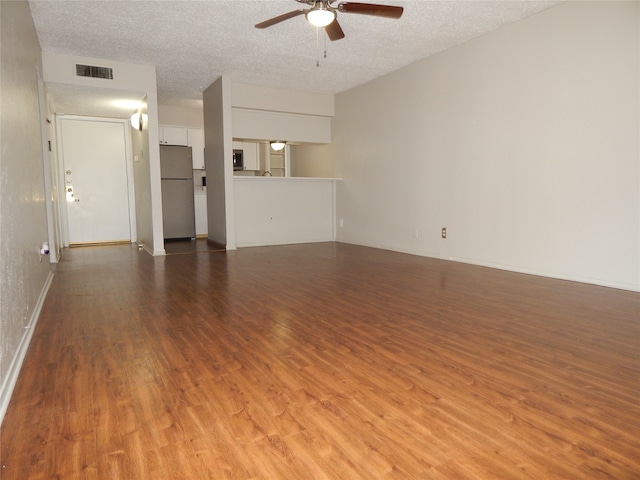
187, 128, 205, 169
231, 141, 259, 171
160, 126, 188, 146
243, 142, 259, 171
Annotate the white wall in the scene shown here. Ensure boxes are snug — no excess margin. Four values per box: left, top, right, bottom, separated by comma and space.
231, 83, 333, 144
159, 83, 334, 137
324, 1, 638, 291
232, 83, 334, 117
232, 109, 332, 144
234, 178, 336, 247
0, 1, 54, 422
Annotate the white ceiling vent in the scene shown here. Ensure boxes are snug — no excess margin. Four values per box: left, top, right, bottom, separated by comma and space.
75, 63, 114, 80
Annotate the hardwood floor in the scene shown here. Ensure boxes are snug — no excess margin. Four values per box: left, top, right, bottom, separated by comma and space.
163, 238, 224, 256
1, 242, 638, 479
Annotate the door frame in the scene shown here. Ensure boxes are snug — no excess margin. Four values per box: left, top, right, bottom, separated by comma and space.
37, 69, 61, 263
55, 115, 137, 247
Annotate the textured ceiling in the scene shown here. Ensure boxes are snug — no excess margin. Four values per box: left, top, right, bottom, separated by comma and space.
29, 0, 561, 117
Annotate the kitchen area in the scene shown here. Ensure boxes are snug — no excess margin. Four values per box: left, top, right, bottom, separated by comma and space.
158, 81, 340, 251
158, 125, 295, 242
158, 124, 208, 240
232, 140, 288, 177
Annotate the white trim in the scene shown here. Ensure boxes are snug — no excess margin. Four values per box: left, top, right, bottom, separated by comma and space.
337, 239, 640, 293
236, 238, 335, 248
123, 123, 137, 243
447, 255, 640, 293
139, 242, 165, 256
37, 69, 60, 263
54, 115, 137, 245
0, 271, 54, 424
54, 114, 70, 247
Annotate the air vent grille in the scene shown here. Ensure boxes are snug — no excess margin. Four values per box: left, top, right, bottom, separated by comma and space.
75, 63, 114, 80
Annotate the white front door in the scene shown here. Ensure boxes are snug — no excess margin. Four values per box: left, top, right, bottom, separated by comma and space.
59, 117, 132, 245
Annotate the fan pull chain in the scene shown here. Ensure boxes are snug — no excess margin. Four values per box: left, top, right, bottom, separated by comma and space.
316, 27, 320, 67
315, 27, 328, 67
324, 30, 328, 59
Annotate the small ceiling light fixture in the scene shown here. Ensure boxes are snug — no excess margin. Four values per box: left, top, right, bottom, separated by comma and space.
305, 2, 336, 28
270, 141, 286, 151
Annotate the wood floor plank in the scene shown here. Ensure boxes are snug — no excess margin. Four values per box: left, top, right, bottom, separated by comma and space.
1, 241, 638, 479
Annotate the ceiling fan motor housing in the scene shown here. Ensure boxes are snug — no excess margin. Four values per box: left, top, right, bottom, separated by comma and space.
256, 0, 404, 42
305, 2, 337, 28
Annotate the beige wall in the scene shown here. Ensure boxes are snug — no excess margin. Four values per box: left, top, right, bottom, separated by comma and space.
131, 99, 157, 253
158, 104, 204, 128
290, 144, 340, 178
42, 52, 165, 255
0, 1, 53, 421
203, 76, 235, 248
322, 1, 638, 290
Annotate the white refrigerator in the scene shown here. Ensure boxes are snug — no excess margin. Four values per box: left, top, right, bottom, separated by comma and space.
160, 145, 196, 239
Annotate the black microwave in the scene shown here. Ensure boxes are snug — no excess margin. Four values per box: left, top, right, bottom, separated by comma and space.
233, 149, 244, 171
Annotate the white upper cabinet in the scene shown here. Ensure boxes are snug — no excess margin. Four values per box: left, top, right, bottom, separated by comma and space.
243, 142, 259, 171
159, 125, 188, 146
232, 140, 260, 171
187, 128, 205, 170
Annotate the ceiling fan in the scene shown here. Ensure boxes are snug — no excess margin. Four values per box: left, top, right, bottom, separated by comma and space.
255, 1, 404, 41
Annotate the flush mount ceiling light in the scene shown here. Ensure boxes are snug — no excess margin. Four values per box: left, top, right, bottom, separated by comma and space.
305, 2, 336, 27
271, 141, 286, 151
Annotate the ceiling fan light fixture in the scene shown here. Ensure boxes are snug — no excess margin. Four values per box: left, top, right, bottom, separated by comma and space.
306, 4, 336, 28
271, 141, 286, 151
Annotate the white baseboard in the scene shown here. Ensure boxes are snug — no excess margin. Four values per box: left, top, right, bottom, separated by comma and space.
337, 239, 639, 292
138, 242, 165, 257
236, 236, 334, 248
0, 271, 54, 425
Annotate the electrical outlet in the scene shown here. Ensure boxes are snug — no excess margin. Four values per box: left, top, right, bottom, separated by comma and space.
442, 227, 447, 239
413, 227, 419, 240
339, 219, 344, 227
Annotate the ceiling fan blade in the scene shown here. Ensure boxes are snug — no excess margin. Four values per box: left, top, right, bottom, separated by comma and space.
337, 2, 404, 19
325, 19, 345, 41
255, 9, 305, 29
